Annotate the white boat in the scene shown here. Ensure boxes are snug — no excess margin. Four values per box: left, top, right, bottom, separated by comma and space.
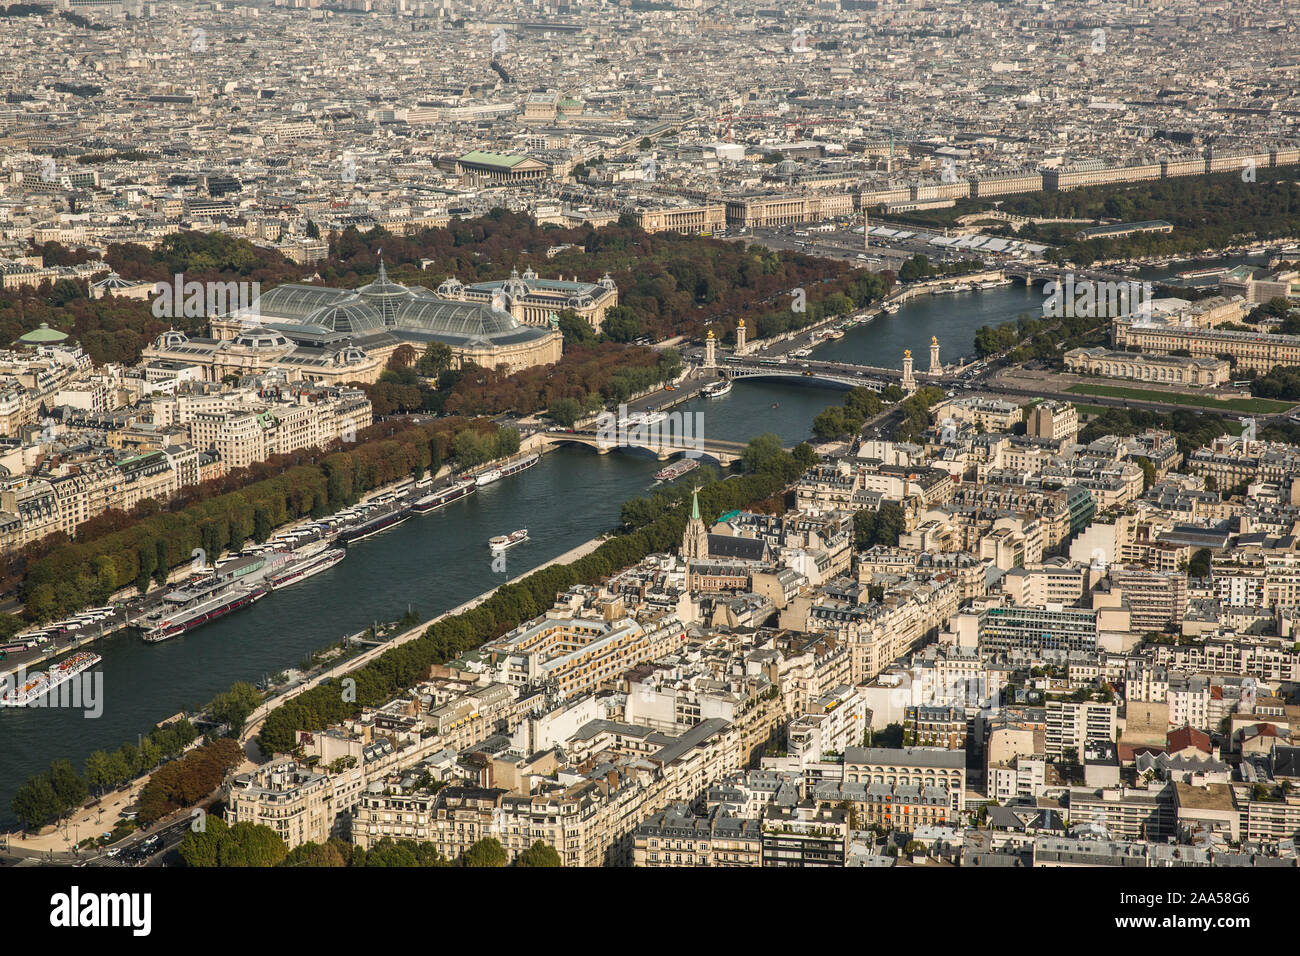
702, 379, 733, 398
655, 459, 700, 482
475, 452, 540, 487
1, 651, 102, 707
489, 529, 529, 551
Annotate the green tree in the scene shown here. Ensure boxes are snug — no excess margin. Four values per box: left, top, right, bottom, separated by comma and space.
1188, 548, 1212, 579
812, 407, 855, 441
854, 501, 906, 549
181, 816, 288, 867
556, 309, 597, 346
281, 841, 348, 867
516, 840, 562, 867
153, 539, 170, 587
741, 433, 785, 474
11, 774, 61, 830
179, 815, 227, 867
493, 427, 521, 458
219, 822, 289, 867
206, 681, 262, 736
363, 838, 417, 866
253, 505, 273, 544
48, 759, 88, 812
416, 341, 453, 378
460, 836, 508, 867
135, 543, 156, 594
548, 397, 581, 427
600, 306, 642, 343
452, 429, 495, 467
83, 750, 117, 795
1135, 456, 1156, 492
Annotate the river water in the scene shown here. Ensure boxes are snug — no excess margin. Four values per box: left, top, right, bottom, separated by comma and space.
0, 269, 1238, 825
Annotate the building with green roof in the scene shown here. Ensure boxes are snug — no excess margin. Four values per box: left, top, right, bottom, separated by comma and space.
457, 151, 550, 183
15, 323, 70, 347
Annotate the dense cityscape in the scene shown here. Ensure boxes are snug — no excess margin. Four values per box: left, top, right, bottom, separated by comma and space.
2, 0, 1299, 933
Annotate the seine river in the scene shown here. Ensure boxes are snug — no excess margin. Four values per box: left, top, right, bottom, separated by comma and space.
0, 270, 1223, 825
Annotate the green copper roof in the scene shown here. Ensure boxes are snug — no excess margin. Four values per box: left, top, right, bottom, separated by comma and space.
459, 150, 529, 168
690, 488, 700, 520
17, 323, 69, 344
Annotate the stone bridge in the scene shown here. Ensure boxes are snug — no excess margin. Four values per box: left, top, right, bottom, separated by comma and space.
1004, 264, 1141, 288
722, 358, 899, 389
538, 428, 752, 465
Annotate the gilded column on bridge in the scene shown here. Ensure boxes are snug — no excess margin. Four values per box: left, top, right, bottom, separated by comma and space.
901, 348, 915, 393
705, 328, 716, 368
930, 335, 940, 375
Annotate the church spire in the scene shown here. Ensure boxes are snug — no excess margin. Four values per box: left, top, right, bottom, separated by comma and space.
682, 485, 708, 563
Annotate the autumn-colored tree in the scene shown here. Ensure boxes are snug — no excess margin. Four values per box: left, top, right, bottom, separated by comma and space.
136, 738, 243, 825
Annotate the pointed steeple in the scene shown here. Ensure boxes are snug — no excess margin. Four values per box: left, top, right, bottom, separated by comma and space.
376, 252, 388, 284
682, 485, 708, 563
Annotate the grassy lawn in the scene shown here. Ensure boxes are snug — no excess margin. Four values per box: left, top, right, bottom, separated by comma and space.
1073, 403, 1112, 418
1066, 383, 1294, 414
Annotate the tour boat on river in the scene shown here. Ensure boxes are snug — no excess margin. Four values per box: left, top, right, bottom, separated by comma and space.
655, 459, 700, 482
489, 529, 529, 551
0, 651, 102, 707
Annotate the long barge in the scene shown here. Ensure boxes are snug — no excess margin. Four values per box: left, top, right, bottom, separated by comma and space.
266, 547, 346, 590
475, 452, 541, 487
140, 584, 267, 643
412, 478, 477, 514
336, 505, 413, 545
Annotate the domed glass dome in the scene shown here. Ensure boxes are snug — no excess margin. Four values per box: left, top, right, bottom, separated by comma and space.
233, 328, 290, 350
393, 300, 522, 339
356, 259, 415, 323
306, 302, 385, 335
